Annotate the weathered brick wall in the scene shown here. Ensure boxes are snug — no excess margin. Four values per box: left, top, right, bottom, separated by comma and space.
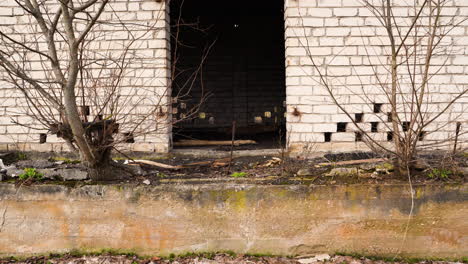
0, 0, 171, 153
284, 0, 468, 153
1, 0, 467, 154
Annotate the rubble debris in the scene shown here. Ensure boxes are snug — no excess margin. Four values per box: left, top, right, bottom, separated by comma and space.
298, 254, 331, 263
142, 179, 151, 185
259, 157, 281, 168
296, 168, 314, 176
318, 158, 386, 167
133, 160, 183, 170
173, 139, 256, 147
37, 169, 61, 180
132, 157, 234, 170
16, 160, 55, 169
5, 166, 23, 178
325, 167, 360, 177
57, 169, 88, 181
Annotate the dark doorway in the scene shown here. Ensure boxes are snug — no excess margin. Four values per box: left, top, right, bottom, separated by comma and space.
170, 0, 286, 149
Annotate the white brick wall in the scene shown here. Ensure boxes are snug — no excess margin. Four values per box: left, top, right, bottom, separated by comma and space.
0, 0, 171, 153
285, 0, 468, 153
1, 0, 467, 154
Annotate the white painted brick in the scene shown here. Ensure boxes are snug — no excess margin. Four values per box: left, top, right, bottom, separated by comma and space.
313, 105, 339, 114
333, 8, 358, 17
308, 8, 333, 17
326, 27, 351, 36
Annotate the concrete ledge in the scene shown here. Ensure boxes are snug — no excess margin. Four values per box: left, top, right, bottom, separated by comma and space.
0, 183, 466, 257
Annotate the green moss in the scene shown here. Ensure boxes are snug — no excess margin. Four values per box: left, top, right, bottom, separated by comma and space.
226, 189, 247, 211
376, 162, 394, 171
230, 172, 247, 178
65, 248, 140, 258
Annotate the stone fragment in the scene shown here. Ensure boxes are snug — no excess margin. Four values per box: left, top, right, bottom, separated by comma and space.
143, 179, 151, 185
16, 160, 55, 169
37, 169, 61, 180
460, 167, 468, 175
129, 164, 145, 175
6, 166, 23, 178
58, 169, 88, 181
297, 168, 314, 176
325, 167, 359, 177
298, 254, 331, 263
0, 159, 6, 178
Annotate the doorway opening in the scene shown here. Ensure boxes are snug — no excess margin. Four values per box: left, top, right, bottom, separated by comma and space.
170, 0, 286, 150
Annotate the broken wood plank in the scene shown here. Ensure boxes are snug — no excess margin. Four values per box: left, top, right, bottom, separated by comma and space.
174, 139, 256, 147
318, 158, 387, 167
132, 160, 183, 170
132, 157, 234, 170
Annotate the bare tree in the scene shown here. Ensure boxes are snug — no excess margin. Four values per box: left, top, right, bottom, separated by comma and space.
0, 0, 210, 180
296, 0, 467, 173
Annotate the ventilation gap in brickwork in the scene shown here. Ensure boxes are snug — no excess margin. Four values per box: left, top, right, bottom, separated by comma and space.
418, 131, 426, 141
337, 122, 347, 132
373, 103, 383, 113
124, 133, 135, 143
371, 122, 379, 133
324, 132, 332, 142
355, 113, 363, 123
402, 121, 410, 132
39, 134, 47, 144
355, 132, 363, 142
81, 105, 90, 116
387, 112, 392, 122
387, 131, 393, 141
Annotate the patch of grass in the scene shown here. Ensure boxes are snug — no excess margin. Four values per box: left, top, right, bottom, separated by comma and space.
156, 172, 167, 178
334, 251, 467, 263
65, 248, 140, 258
16, 152, 28, 161
230, 172, 247, 178
245, 252, 277, 258
18, 168, 43, 181
428, 168, 452, 180
161, 251, 237, 260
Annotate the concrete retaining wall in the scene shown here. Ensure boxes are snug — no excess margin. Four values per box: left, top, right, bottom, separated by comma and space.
0, 183, 467, 257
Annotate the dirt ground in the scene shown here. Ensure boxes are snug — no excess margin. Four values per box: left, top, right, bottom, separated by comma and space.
108, 150, 466, 186
1, 253, 465, 264
1, 150, 466, 185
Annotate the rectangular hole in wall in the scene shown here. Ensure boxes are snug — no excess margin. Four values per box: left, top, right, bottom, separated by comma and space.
387, 131, 393, 141
39, 133, 47, 144
355, 113, 363, 123
170, 0, 286, 148
418, 131, 426, 141
373, 103, 383, 113
387, 112, 392, 122
355, 132, 363, 142
371, 122, 378, 133
337, 122, 347, 132
81, 106, 90, 116
124, 133, 135, 143
324, 132, 332, 142
402, 121, 410, 132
